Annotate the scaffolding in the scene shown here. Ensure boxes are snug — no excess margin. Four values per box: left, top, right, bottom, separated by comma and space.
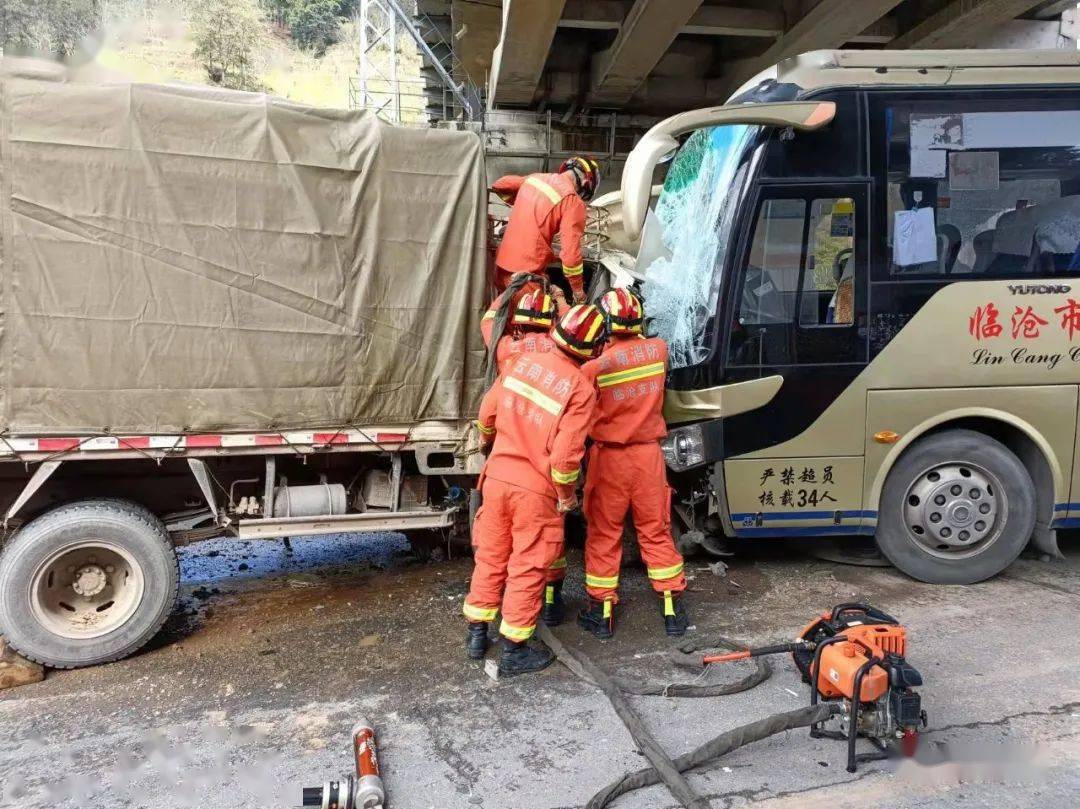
350, 0, 480, 125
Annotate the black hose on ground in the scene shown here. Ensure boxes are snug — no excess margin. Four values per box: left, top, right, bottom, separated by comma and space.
536, 626, 776, 809
537, 625, 710, 809
586, 703, 842, 809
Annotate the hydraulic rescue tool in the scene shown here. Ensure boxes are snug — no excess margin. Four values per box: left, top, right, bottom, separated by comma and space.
301, 719, 385, 809
705, 602, 927, 772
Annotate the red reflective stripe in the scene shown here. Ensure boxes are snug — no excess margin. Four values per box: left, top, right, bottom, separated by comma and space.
38, 438, 80, 451
118, 436, 152, 448
254, 434, 285, 446
376, 432, 409, 443
185, 435, 222, 448
314, 432, 348, 444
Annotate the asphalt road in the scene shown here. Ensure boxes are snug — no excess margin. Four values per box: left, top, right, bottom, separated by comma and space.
1, 532, 1077, 809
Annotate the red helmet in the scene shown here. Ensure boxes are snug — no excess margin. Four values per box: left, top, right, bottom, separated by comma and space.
559, 156, 601, 202
599, 288, 644, 335
512, 288, 557, 331
553, 304, 607, 360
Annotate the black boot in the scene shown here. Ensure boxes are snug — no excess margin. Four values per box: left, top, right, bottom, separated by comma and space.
498, 638, 554, 677
466, 622, 489, 660
661, 591, 689, 637
541, 580, 566, 627
577, 597, 615, 640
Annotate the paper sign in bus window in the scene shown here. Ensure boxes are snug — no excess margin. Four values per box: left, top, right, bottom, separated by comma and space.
893, 206, 937, 266
949, 151, 999, 191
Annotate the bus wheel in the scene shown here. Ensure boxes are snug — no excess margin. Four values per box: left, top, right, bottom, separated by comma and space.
876, 429, 1034, 584
0, 499, 179, 669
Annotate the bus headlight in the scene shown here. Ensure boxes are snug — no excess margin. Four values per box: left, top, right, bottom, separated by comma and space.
661, 425, 706, 471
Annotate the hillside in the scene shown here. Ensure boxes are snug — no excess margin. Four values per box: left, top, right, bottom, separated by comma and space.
93, 7, 420, 114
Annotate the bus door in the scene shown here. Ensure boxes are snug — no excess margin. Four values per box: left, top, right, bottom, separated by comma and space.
720, 182, 872, 536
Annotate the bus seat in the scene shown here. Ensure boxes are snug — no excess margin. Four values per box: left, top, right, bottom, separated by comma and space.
972, 229, 996, 274
938, 224, 961, 273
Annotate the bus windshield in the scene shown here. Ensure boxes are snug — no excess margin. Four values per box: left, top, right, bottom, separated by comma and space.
639, 124, 759, 368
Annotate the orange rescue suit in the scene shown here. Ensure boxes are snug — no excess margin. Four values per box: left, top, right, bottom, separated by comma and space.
493, 172, 587, 302
465, 350, 596, 641
581, 335, 686, 602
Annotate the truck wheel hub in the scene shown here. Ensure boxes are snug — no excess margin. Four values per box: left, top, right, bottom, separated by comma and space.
72, 565, 107, 597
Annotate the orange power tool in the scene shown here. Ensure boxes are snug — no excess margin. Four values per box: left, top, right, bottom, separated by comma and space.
707, 602, 926, 772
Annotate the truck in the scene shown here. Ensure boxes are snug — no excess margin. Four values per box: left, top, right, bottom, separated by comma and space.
620, 49, 1080, 588
0, 61, 490, 668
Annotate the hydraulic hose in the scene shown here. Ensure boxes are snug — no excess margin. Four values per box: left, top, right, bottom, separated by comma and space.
538, 625, 710, 809
586, 703, 842, 809
536, 625, 776, 809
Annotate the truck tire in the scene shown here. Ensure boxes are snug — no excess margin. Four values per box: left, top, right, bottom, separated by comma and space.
875, 429, 1035, 584
0, 499, 179, 668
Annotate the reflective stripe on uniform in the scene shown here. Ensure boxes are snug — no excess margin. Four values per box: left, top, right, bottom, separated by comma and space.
585, 572, 619, 589
504, 375, 563, 415
545, 585, 555, 605
475, 420, 495, 435
483, 310, 496, 320
648, 561, 684, 581
597, 361, 665, 389
548, 556, 567, 570
563, 262, 584, 277
525, 176, 563, 205
602, 599, 612, 619
663, 591, 675, 617
500, 620, 535, 641
463, 602, 498, 622
551, 466, 579, 485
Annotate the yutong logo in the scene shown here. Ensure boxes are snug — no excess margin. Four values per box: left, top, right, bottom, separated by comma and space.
1008, 284, 1071, 295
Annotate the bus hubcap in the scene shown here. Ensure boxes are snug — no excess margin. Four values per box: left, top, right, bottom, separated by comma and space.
903, 463, 1002, 559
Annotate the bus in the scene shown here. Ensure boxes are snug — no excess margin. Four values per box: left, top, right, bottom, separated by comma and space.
619, 49, 1080, 585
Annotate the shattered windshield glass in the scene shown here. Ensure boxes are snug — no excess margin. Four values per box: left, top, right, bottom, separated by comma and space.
639, 124, 759, 368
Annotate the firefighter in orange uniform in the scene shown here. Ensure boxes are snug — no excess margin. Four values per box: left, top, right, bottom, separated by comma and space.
481, 287, 561, 373
464, 305, 606, 675
579, 288, 689, 640
491, 157, 601, 304
480, 286, 573, 614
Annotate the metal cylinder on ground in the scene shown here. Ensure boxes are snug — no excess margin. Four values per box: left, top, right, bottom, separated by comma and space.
352, 719, 385, 809
272, 483, 348, 518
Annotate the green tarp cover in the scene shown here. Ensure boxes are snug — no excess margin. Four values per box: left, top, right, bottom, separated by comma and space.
0, 60, 488, 434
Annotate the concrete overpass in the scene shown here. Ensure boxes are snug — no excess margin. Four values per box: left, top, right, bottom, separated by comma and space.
423, 0, 1079, 117
412, 0, 1079, 194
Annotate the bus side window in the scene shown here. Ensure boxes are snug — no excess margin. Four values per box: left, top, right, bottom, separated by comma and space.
800, 198, 855, 327
729, 196, 857, 367
878, 99, 1080, 281
729, 198, 806, 366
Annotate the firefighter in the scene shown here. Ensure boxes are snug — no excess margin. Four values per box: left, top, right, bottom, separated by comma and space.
481, 287, 561, 373
464, 304, 606, 676
578, 288, 689, 640
491, 157, 601, 305
479, 282, 571, 625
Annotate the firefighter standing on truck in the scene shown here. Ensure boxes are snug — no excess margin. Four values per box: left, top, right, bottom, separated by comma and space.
463, 305, 606, 676
578, 288, 689, 640
491, 157, 601, 304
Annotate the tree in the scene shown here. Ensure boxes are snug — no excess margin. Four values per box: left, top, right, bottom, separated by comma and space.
286, 0, 341, 57
190, 0, 266, 91
0, 0, 101, 58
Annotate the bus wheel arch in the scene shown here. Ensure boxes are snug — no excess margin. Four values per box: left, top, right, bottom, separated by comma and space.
870, 411, 1059, 535
871, 416, 1056, 584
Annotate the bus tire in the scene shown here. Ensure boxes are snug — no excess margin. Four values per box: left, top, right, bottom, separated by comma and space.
875, 429, 1034, 584
0, 499, 179, 669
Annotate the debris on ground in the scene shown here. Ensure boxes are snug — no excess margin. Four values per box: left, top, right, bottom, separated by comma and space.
0, 636, 44, 690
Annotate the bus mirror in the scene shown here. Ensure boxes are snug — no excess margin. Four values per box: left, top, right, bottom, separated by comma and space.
621, 101, 836, 241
